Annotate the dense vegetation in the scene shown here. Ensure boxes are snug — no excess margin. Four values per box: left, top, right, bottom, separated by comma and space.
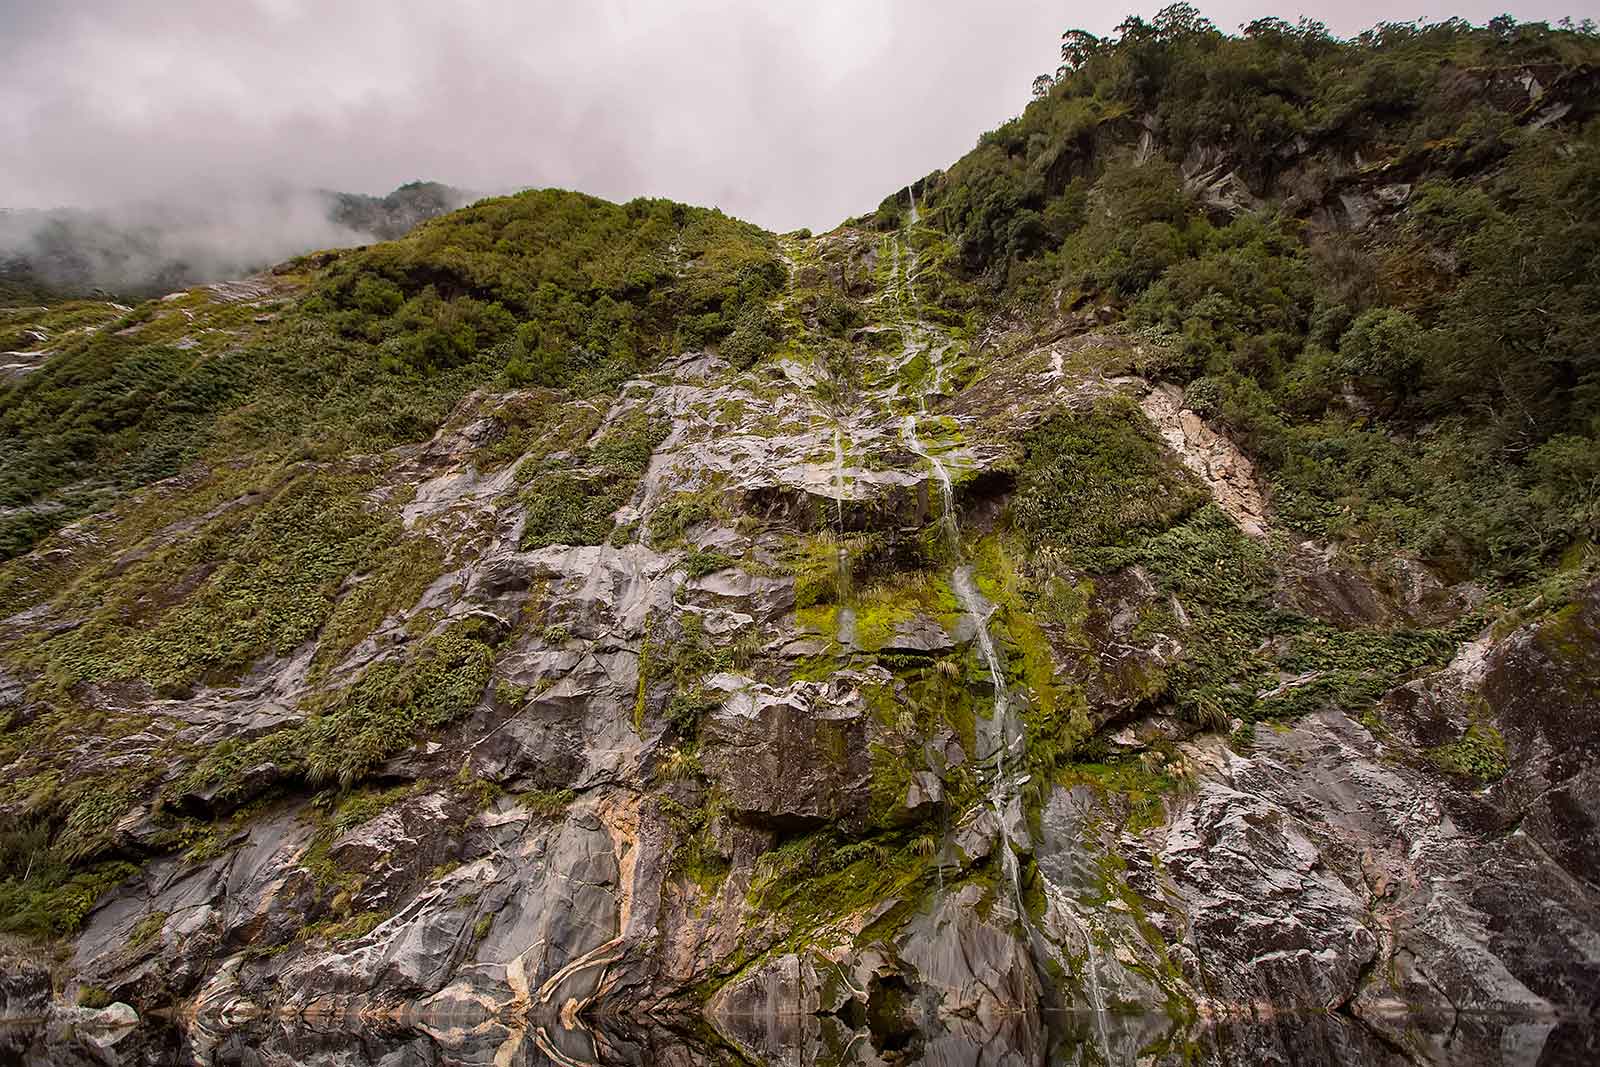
0, 190, 781, 938
0, 190, 779, 561
904, 7, 1600, 580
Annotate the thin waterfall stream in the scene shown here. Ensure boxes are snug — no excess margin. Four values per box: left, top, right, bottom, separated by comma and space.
897, 186, 1111, 1062
900, 415, 1027, 923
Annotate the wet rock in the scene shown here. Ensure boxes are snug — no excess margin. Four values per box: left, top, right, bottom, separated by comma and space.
53, 1001, 139, 1048
0, 950, 50, 1021
879, 614, 954, 654
0, 666, 24, 711
700, 673, 879, 829
9, 209, 1600, 1067
1163, 773, 1379, 1009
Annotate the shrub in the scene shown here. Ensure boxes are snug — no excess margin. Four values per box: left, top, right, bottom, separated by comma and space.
1013, 398, 1207, 551
1339, 308, 1425, 395
720, 302, 779, 369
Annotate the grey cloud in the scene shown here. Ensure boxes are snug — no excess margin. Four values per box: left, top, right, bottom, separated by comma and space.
1, 0, 1586, 237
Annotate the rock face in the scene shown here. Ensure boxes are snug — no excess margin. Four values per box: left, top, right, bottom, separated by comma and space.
4, 157, 1600, 1067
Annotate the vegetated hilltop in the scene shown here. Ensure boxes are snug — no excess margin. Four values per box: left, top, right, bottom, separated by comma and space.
0, 180, 472, 305
2, 9, 1599, 1065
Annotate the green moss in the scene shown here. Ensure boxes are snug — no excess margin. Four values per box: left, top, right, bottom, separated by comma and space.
1534, 600, 1600, 676
303, 909, 387, 943
76, 985, 114, 1009
789, 652, 842, 683
746, 829, 931, 944
634, 614, 730, 737
0, 860, 139, 940
796, 602, 841, 639
682, 549, 738, 578
516, 408, 669, 549
518, 787, 576, 817
1057, 758, 1180, 834
868, 741, 916, 825
181, 614, 501, 797
1429, 722, 1508, 784
127, 910, 168, 949
967, 536, 1093, 816
784, 531, 855, 608
660, 793, 731, 892
330, 784, 416, 834
311, 530, 447, 679
473, 391, 602, 471
847, 570, 961, 653
972, 537, 1069, 718
18, 469, 398, 697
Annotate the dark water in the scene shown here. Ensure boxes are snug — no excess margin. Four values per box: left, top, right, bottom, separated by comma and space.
11, 1008, 1599, 1067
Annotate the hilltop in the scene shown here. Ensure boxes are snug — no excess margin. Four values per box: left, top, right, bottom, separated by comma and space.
2, 10, 1599, 1065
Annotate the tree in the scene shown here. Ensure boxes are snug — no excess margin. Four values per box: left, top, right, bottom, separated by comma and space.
1340, 308, 1425, 394
1151, 3, 1216, 40
1059, 29, 1101, 72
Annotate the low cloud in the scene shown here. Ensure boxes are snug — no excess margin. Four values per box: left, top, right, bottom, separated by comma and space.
0, 183, 470, 297
0, 1, 1579, 236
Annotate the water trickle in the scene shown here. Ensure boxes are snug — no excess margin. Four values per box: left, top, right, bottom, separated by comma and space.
836, 604, 858, 648
1081, 930, 1112, 1061
901, 415, 954, 540
893, 196, 1107, 1045
903, 415, 1028, 926
831, 425, 847, 532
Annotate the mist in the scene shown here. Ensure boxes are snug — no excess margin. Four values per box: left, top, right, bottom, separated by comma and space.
0, 182, 471, 299
1, 0, 1586, 280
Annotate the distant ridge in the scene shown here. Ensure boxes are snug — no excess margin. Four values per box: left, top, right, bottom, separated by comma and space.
0, 180, 473, 304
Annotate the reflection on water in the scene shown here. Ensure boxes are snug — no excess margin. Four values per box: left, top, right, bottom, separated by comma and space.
14, 1006, 1598, 1067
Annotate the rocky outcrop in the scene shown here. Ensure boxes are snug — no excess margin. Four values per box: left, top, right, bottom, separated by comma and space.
3, 210, 1598, 1067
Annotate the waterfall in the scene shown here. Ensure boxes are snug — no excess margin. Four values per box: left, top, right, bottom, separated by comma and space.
903, 415, 954, 537
1080, 927, 1112, 1063
831, 424, 847, 531
901, 416, 1027, 924
897, 202, 1112, 1059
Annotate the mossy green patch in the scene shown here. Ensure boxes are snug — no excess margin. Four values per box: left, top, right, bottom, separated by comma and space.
517, 408, 669, 549
181, 613, 502, 796
0, 859, 139, 940
14, 469, 398, 697
1057, 758, 1181, 835
311, 529, 448, 680
1013, 397, 1206, 552
1429, 722, 1508, 784
660, 792, 731, 893
747, 829, 932, 946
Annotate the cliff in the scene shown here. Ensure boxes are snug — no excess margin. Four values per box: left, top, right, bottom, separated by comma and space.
2, 11, 1599, 1066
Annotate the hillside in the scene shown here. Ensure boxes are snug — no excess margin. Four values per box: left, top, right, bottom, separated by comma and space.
2, 10, 1599, 1065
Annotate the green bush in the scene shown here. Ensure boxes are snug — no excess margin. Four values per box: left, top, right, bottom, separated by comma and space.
1013, 397, 1207, 551
720, 302, 779, 369
518, 409, 668, 550
1339, 308, 1425, 396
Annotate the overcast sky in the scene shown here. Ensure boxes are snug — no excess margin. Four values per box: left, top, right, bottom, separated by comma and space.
1, 1, 1588, 232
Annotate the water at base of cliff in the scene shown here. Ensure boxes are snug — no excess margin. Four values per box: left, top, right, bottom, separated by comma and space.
13, 1005, 1598, 1066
